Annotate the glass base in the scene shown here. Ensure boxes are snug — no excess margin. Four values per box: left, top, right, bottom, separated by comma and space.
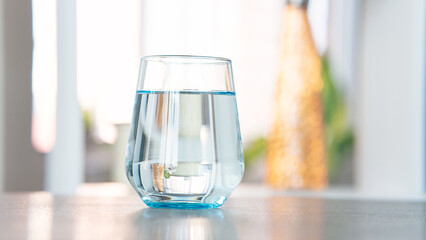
143, 200, 223, 209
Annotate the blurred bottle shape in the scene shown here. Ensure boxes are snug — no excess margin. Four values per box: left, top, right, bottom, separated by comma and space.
266, 0, 327, 189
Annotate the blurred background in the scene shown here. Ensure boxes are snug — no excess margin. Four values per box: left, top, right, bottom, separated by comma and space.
0, 0, 424, 199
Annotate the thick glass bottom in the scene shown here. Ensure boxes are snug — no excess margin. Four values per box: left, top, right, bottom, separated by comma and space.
143, 200, 222, 209
140, 192, 227, 209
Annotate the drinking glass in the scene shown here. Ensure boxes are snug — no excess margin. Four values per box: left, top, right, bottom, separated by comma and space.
125, 55, 244, 209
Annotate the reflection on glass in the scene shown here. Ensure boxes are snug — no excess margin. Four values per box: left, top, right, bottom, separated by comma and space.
72, 198, 134, 240
27, 193, 53, 240
135, 208, 238, 240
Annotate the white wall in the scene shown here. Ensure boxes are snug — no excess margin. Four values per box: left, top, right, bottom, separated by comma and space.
356, 0, 425, 197
77, 0, 142, 140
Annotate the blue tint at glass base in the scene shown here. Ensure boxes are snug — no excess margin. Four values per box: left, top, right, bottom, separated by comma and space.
143, 200, 225, 209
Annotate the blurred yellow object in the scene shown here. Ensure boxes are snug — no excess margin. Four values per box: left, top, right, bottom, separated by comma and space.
266, 1, 327, 189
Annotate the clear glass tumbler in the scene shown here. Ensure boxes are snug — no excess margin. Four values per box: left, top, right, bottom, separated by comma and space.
126, 55, 244, 209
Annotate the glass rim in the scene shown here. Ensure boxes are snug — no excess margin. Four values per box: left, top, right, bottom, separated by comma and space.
141, 55, 232, 64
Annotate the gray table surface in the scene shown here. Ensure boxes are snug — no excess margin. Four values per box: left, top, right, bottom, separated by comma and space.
1, 186, 425, 240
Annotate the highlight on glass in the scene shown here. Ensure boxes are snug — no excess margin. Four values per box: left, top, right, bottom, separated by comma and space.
125, 55, 244, 209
